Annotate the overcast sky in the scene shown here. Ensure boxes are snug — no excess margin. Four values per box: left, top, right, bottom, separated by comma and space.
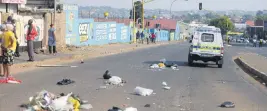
65, 0, 267, 11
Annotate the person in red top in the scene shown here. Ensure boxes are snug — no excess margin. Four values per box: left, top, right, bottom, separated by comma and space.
26, 19, 38, 62
151, 32, 156, 43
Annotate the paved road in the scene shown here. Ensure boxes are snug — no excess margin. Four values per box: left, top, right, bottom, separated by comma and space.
230, 42, 267, 57
1, 42, 267, 111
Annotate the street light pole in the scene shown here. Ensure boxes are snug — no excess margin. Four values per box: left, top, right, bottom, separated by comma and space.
170, 0, 178, 19
142, 0, 145, 31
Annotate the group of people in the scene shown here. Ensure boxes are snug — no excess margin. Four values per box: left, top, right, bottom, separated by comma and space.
0, 15, 57, 83
136, 31, 156, 44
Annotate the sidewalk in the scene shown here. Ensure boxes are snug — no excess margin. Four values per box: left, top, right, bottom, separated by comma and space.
12, 41, 181, 74
238, 53, 267, 74
237, 53, 267, 84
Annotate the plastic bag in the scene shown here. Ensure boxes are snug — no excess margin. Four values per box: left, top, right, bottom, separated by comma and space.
134, 86, 153, 96
124, 107, 138, 111
150, 64, 159, 69
50, 92, 73, 110
108, 76, 122, 85
80, 104, 93, 110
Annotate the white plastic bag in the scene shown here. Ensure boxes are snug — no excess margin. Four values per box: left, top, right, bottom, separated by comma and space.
108, 76, 122, 85
80, 104, 93, 109
134, 86, 153, 96
124, 107, 138, 111
150, 64, 159, 69
50, 92, 73, 110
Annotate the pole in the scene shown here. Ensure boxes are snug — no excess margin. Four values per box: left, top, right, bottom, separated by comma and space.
170, 0, 177, 19
142, 0, 144, 31
54, 0, 56, 24
133, 0, 136, 43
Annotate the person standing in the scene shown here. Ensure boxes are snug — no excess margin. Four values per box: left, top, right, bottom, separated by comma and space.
26, 19, 38, 62
48, 24, 57, 55
0, 25, 5, 77
140, 31, 144, 44
11, 19, 20, 57
1, 24, 19, 83
136, 31, 140, 43
151, 32, 156, 43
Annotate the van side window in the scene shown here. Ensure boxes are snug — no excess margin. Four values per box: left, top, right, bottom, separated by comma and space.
201, 33, 214, 42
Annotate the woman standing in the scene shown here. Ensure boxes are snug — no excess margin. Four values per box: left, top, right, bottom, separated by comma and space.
48, 24, 56, 55
26, 19, 38, 62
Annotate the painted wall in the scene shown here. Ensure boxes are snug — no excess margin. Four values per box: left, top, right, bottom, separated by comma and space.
63, 4, 79, 46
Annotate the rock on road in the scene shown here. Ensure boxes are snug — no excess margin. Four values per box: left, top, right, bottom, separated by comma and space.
1, 42, 267, 111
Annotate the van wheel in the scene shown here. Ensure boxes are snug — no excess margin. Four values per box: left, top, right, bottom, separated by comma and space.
218, 64, 223, 68
188, 54, 193, 66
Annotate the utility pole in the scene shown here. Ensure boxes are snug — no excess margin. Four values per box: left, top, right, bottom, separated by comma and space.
54, 0, 56, 24
142, 0, 145, 31
133, 0, 136, 43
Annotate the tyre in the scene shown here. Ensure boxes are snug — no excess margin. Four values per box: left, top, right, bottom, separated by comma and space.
218, 64, 223, 68
188, 54, 193, 66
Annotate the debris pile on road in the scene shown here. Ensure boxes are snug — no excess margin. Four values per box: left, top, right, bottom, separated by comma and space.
21, 90, 92, 111
149, 58, 179, 70
134, 86, 154, 96
220, 101, 235, 108
57, 79, 75, 85
103, 70, 126, 86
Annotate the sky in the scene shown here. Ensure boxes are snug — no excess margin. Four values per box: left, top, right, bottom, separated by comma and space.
65, 0, 267, 11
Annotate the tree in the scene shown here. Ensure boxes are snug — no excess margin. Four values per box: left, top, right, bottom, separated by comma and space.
209, 16, 234, 35
256, 15, 267, 21
242, 14, 254, 22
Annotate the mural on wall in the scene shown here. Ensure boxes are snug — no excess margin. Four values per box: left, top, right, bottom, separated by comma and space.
121, 26, 128, 40
64, 4, 78, 45
95, 23, 108, 41
108, 24, 116, 40
79, 23, 93, 43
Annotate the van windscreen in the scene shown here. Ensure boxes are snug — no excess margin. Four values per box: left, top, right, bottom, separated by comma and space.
201, 33, 214, 42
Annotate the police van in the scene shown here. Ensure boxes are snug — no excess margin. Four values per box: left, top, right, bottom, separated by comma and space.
188, 26, 224, 68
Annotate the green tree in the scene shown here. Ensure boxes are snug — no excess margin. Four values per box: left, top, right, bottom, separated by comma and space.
256, 15, 267, 20
209, 16, 234, 35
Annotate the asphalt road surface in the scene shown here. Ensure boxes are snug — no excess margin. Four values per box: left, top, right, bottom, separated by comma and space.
1, 42, 267, 111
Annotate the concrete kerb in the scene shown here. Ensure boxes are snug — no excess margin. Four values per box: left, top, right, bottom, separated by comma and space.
235, 57, 267, 84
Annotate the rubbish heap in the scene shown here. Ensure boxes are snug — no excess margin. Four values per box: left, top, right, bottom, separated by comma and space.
103, 70, 126, 86
22, 90, 92, 111
149, 58, 179, 70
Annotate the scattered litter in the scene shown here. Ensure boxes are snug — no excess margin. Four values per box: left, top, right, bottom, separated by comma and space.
144, 104, 151, 107
99, 86, 107, 89
220, 101, 235, 108
262, 83, 266, 85
80, 59, 84, 64
124, 107, 138, 111
162, 81, 167, 86
171, 65, 179, 70
37, 65, 78, 68
163, 86, 171, 90
227, 45, 232, 47
57, 79, 75, 85
152, 93, 156, 95
103, 70, 112, 79
22, 90, 92, 111
158, 62, 166, 68
134, 86, 153, 96
108, 106, 123, 111
150, 64, 159, 69
108, 76, 123, 85
126, 97, 131, 100
0, 77, 22, 84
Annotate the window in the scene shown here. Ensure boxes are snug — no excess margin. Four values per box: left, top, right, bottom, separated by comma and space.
201, 33, 214, 42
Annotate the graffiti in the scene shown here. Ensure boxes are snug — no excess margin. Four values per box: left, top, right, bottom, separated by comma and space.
121, 26, 127, 40
95, 23, 108, 41
109, 24, 116, 40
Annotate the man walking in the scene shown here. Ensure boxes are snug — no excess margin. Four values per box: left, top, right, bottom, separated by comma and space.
26, 19, 38, 62
140, 31, 144, 44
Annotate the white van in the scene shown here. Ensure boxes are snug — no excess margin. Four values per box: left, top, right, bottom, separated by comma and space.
188, 26, 224, 68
